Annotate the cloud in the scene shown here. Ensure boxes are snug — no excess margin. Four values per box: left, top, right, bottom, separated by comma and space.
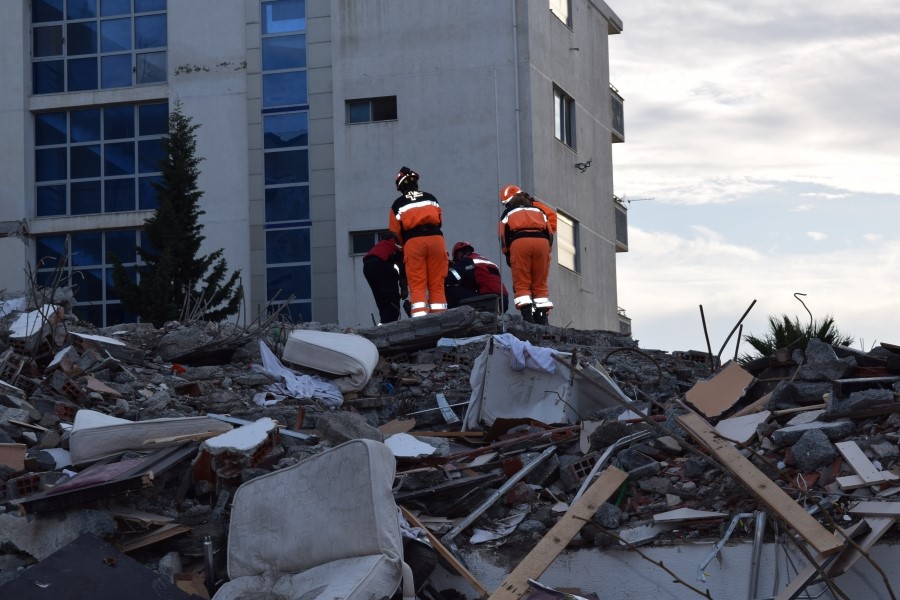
806, 231, 827, 241
791, 204, 814, 212
864, 233, 882, 242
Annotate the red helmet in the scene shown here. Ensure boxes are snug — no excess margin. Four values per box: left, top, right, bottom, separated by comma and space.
452, 241, 474, 257
396, 166, 419, 191
500, 184, 522, 204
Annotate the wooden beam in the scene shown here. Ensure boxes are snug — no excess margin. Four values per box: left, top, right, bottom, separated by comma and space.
400, 506, 489, 599
488, 467, 628, 600
835, 441, 882, 484
849, 501, 900, 517
677, 412, 843, 556
827, 516, 895, 576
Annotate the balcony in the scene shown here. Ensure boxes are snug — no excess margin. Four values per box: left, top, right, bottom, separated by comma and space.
613, 195, 628, 252
610, 84, 624, 143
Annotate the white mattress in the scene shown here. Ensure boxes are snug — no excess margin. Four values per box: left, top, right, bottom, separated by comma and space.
281, 329, 379, 392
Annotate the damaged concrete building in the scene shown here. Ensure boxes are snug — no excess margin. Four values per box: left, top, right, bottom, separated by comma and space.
4, 296, 900, 599
0, 0, 628, 333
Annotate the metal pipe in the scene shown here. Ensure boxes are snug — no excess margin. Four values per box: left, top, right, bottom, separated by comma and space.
404, 401, 470, 416
204, 535, 215, 595
441, 445, 557, 551
573, 430, 651, 501
699, 305, 715, 368
748, 510, 767, 600
697, 513, 755, 582
716, 299, 757, 363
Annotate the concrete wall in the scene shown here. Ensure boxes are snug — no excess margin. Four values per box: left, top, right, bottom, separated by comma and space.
433, 541, 900, 599
331, 0, 621, 330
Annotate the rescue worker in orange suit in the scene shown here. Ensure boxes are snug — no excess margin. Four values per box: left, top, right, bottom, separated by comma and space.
389, 166, 448, 317
445, 241, 510, 312
363, 233, 407, 324
498, 184, 557, 324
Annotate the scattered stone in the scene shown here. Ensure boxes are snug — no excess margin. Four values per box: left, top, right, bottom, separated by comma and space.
791, 429, 836, 473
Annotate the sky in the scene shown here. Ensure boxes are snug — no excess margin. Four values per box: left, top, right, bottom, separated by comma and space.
608, 0, 900, 356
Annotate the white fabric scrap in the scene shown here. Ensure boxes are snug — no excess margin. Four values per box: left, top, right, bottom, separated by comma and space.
256, 341, 343, 407
384, 432, 437, 457
469, 510, 528, 544
493, 333, 562, 373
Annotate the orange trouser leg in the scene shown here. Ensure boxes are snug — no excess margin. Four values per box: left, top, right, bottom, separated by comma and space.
510, 238, 536, 308
423, 235, 448, 312
404, 237, 430, 317
530, 238, 551, 306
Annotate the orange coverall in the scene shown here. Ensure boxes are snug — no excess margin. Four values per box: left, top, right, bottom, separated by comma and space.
389, 190, 448, 317
498, 199, 557, 311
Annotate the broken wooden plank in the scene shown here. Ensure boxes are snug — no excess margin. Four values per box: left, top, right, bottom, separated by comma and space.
837, 471, 899, 490
827, 516, 895, 576
731, 391, 773, 418
400, 506, 489, 599
488, 467, 628, 600
677, 412, 843, 557
121, 523, 191, 552
772, 522, 864, 600
835, 441, 882, 484
849, 501, 900, 517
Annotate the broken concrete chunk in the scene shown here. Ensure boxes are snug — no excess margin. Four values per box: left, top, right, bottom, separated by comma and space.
315, 410, 384, 444
202, 417, 278, 454
0, 509, 116, 560
384, 432, 437, 457
828, 388, 895, 416
771, 420, 856, 447
796, 356, 857, 382
791, 428, 836, 472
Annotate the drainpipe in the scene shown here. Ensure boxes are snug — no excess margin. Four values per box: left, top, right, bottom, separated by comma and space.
511, 0, 522, 184
747, 510, 767, 600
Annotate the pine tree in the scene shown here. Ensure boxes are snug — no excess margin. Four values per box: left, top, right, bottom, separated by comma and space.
112, 101, 242, 327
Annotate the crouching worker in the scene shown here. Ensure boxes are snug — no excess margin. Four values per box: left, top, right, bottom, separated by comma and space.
445, 241, 509, 312
498, 184, 557, 324
363, 233, 407, 325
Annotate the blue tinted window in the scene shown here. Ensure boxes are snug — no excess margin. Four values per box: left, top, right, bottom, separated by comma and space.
34, 26, 63, 57
33, 61, 64, 94
36, 148, 67, 181
267, 265, 311, 301
74, 304, 104, 325
71, 108, 101, 142
265, 186, 309, 222
106, 229, 136, 262
34, 0, 64, 23
101, 54, 132, 88
262, 0, 305, 34
138, 175, 161, 209
264, 112, 308, 148
263, 72, 307, 107
67, 21, 97, 55
71, 180, 102, 214
67, 57, 98, 91
138, 139, 164, 173
105, 142, 135, 176
266, 228, 311, 264
104, 105, 135, 139
136, 51, 166, 84
36, 236, 66, 267
71, 232, 103, 265
100, 0, 130, 17
67, 0, 97, 19
105, 302, 138, 324
71, 144, 101, 179
105, 178, 135, 211
74, 268, 103, 301
264, 149, 308, 185
135, 0, 166, 12
139, 103, 168, 135
100, 18, 131, 51
262, 35, 306, 70
135, 14, 166, 48
37, 185, 67, 216
35, 112, 67, 146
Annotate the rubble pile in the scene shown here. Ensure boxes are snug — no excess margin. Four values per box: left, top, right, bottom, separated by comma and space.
2, 293, 900, 599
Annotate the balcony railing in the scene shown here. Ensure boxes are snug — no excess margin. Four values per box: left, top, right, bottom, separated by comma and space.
613, 195, 628, 252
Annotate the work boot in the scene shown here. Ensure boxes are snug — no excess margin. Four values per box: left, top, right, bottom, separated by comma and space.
533, 308, 549, 325
519, 305, 534, 323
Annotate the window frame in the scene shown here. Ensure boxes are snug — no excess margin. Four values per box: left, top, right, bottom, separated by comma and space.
345, 96, 398, 124
553, 85, 576, 149
549, 0, 572, 28
350, 230, 393, 255
556, 211, 580, 273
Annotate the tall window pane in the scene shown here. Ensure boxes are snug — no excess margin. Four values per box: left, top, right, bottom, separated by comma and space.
262, 0, 306, 34
34, 26, 64, 57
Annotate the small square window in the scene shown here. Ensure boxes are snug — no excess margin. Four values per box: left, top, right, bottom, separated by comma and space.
350, 230, 391, 255
346, 96, 397, 124
553, 85, 575, 149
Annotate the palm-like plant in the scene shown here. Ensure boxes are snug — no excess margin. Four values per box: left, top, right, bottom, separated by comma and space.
739, 314, 854, 363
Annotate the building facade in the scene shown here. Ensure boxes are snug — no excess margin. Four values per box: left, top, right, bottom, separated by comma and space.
0, 0, 627, 332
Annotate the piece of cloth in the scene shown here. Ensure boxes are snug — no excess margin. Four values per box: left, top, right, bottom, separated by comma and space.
493, 332, 559, 373
256, 341, 344, 407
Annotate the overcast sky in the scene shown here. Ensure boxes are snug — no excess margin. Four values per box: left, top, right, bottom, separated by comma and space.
608, 0, 900, 356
